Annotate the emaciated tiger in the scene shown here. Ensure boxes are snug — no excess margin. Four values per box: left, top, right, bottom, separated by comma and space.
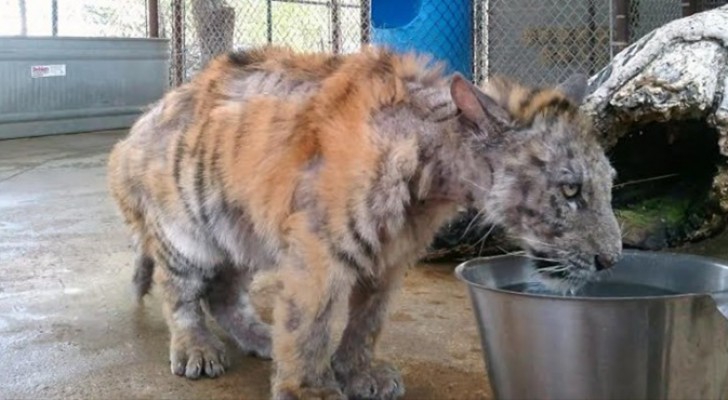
107, 45, 621, 400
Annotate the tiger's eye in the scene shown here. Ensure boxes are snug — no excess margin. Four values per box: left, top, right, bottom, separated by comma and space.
561, 183, 580, 198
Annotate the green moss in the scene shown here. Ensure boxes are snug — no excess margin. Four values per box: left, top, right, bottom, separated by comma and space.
615, 196, 693, 230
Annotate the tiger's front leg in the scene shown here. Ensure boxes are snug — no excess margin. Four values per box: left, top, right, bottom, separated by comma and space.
271, 214, 357, 400
332, 268, 407, 400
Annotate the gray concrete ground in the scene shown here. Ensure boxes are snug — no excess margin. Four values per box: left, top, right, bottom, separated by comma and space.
3, 130, 728, 400
0, 131, 490, 400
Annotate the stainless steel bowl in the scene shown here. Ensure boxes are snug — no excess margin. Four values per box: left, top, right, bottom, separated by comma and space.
455, 249, 728, 400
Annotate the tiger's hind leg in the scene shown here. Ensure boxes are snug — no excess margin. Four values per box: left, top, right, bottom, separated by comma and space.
151, 235, 228, 379
206, 265, 272, 359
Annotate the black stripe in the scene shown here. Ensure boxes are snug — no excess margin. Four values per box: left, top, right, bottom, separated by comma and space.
274, 74, 284, 88
228, 50, 255, 68
188, 117, 214, 225
323, 55, 343, 74
195, 139, 209, 226
520, 180, 532, 199
173, 137, 197, 223
206, 133, 234, 261
430, 102, 450, 114
153, 223, 196, 272
550, 194, 563, 219
431, 113, 458, 123
369, 51, 394, 78
156, 235, 192, 270
516, 205, 537, 218
210, 128, 223, 186
518, 88, 538, 111
289, 80, 306, 92
576, 198, 587, 210
331, 245, 366, 275
530, 155, 546, 168
234, 116, 248, 152
155, 241, 189, 277
156, 249, 189, 278
173, 136, 185, 188
349, 217, 375, 260
543, 97, 573, 113
410, 85, 426, 95
211, 128, 227, 214
270, 108, 288, 132
332, 82, 357, 106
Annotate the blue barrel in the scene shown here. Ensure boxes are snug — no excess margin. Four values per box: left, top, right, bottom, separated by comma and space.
370, 0, 473, 79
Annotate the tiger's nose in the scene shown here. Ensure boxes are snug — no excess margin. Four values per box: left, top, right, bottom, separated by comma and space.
595, 253, 620, 271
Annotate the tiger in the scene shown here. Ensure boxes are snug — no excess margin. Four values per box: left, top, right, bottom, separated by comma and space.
107, 45, 622, 400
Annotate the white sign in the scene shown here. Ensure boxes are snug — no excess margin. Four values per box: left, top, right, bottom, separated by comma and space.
31, 64, 66, 78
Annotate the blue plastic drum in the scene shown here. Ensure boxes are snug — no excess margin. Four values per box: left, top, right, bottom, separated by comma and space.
370, 0, 473, 79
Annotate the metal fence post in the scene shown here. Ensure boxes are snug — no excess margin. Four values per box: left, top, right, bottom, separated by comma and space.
267, 0, 273, 44
148, 0, 159, 38
473, 0, 485, 84
18, 0, 27, 36
51, 0, 58, 36
171, 0, 185, 86
331, 0, 342, 53
682, 0, 700, 16
360, 0, 370, 45
587, 0, 597, 74
612, 0, 630, 56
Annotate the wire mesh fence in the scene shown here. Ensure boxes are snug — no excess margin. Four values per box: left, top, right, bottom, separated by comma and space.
628, 0, 682, 44
158, 0, 372, 85
157, 0, 484, 86
483, 0, 728, 87
485, 0, 612, 87
2, 0, 724, 89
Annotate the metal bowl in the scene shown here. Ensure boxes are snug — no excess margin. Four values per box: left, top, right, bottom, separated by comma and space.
455, 249, 728, 400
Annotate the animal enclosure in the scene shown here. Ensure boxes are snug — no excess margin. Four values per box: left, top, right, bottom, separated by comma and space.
4, 0, 723, 88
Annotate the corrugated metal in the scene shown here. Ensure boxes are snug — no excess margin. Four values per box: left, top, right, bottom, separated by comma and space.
0, 37, 169, 140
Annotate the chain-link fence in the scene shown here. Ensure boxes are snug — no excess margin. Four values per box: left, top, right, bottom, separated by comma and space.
158, 0, 482, 86
485, 0, 611, 87
485, 0, 686, 87
157, 0, 488, 87
159, 0, 373, 85
628, 0, 682, 41
158, 0, 714, 88
3, 0, 726, 88
485, 0, 727, 87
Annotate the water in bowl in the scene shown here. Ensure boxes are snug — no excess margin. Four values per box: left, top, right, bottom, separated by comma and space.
502, 281, 681, 297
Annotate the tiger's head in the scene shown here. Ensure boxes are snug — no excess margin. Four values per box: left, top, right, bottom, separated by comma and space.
450, 73, 622, 291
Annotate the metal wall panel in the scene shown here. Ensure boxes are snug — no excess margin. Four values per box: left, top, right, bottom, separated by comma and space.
0, 37, 169, 140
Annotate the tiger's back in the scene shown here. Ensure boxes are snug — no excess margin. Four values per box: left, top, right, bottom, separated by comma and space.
108, 46, 448, 280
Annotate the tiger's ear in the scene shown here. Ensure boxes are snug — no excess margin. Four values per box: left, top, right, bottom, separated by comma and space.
557, 73, 589, 105
450, 73, 511, 134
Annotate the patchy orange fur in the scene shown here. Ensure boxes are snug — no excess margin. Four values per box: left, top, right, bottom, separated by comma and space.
107, 45, 456, 397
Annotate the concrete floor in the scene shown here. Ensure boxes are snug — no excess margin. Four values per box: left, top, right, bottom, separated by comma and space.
4, 130, 728, 400
0, 131, 490, 399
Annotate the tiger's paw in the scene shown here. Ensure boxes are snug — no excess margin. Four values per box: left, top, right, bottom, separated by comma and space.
169, 332, 228, 379
336, 361, 405, 400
